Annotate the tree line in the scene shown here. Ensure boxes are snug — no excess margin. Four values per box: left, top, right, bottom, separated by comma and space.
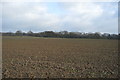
1, 30, 119, 39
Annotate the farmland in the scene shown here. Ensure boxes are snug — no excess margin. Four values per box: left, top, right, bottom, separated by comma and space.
2, 36, 118, 78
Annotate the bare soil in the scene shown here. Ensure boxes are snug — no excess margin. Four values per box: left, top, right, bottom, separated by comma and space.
2, 36, 118, 78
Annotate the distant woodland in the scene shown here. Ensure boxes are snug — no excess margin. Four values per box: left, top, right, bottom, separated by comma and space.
1, 30, 119, 39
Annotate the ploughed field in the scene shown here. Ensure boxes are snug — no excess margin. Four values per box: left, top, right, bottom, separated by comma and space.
2, 36, 118, 78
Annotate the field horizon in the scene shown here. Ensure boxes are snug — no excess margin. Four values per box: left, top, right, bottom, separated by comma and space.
1, 1, 119, 79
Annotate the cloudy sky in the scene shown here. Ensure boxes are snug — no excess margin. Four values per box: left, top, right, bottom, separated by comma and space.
1, 1, 118, 33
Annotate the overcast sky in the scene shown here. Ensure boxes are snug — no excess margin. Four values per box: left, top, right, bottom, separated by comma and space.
1, 1, 118, 33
